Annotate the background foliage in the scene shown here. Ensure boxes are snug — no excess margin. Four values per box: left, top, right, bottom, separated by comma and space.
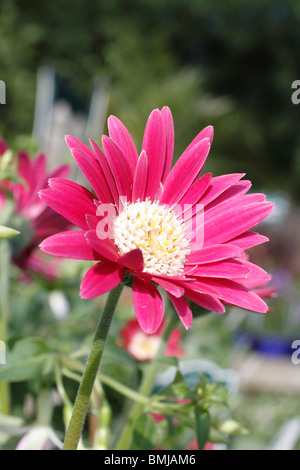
1, 0, 300, 196
1, 0, 300, 451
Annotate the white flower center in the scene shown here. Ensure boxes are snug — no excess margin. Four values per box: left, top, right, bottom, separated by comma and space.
128, 331, 161, 361
113, 200, 191, 276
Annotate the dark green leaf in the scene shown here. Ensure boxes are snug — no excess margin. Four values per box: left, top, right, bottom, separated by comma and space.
130, 413, 156, 450
0, 337, 53, 382
195, 409, 210, 450
0, 354, 54, 382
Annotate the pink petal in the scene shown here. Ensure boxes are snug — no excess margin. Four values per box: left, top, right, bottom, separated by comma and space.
179, 125, 214, 163
186, 278, 269, 313
108, 115, 138, 176
118, 248, 144, 271
176, 173, 212, 211
0, 138, 8, 155
39, 179, 96, 230
71, 148, 114, 204
86, 214, 99, 230
0, 188, 6, 209
17, 150, 32, 186
199, 173, 246, 207
238, 260, 271, 282
228, 231, 269, 250
191, 259, 251, 279
168, 294, 193, 329
65, 135, 97, 160
187, 244, 244, 265
183, 204, 205, 241
132, 150, 148, 202
160, 106, 175, 183
132, 277, 164, 334
40, 231, 102, 260
80, 261, 125, 299
203, 201, 274, 246
204, 180, 252, 211
89, 140, 120, 207
252, 286, 277, 299
85, 230, 119, 262
160, 138, 211, 206
33, 207, 71, 238
152, 276, 185, 298
183, 288, 225, 313
102, 136, 133, 200
142, 109, 166, 200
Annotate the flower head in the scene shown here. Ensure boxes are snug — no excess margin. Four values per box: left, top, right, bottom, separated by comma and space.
0, 141, 71, 279
118, 318, 185, 362
40, 107, 273, 333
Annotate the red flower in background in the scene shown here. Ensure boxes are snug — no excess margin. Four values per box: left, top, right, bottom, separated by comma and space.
119, 318, 185, 362
0, 140, 72, 279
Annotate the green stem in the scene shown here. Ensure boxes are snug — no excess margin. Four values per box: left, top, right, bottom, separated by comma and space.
0, 240, 11, 415
63, 283, 124, 451
100, 373, 149, 406
116, 312, 178, 450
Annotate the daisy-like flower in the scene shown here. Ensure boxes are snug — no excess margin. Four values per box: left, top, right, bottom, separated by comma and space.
0, 141, 71, 279
118, 318, 185, 362
39, 107, 273, 333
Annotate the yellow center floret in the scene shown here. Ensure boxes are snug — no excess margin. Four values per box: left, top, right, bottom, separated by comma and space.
113, 200, 191, 276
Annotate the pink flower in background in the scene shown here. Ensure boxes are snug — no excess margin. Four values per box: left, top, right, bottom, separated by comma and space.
40, 107, 273, 333
0, 141, 71, 279
118, 318, 185, 362
186, 438, 216, 450
0, 138, 9, 208
0, 138, 8, 156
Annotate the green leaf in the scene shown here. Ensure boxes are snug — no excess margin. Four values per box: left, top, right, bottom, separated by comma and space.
0, 354, 54, 382
195, 409, 210, 450
154, 356, 179, 367
101, 338, 136, 367
9, 337, 49, 361
0, 337, 54, 382
130, 413, 156, 450
157, 370, 190, 399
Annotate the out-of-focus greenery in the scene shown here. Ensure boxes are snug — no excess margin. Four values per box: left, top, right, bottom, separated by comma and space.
1, 0, 300, 451
1, 0, 300, 197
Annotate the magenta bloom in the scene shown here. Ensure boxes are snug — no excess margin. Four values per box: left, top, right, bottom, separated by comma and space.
119, 318, 185, 362
40, 107, 273, 333
0, 141, 71, 278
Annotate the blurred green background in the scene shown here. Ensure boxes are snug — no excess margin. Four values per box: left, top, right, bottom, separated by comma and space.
1, 0, 300, 197
1, 0, 300, 450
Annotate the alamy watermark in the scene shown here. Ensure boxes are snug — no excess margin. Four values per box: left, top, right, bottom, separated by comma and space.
95, 197, 205, 247
0, 80, 6, 104
291, 81, 300, 105
0, 340, 6, 365
291, 340, 300, 365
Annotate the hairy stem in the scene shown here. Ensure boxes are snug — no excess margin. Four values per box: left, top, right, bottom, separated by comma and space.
0, 240, 10, 415
63, 283, 124, 450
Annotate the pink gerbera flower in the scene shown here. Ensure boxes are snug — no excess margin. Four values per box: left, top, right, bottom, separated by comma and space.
118, 318, 185, 362
39, 107, 273, 333
0, 141, 71, 279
